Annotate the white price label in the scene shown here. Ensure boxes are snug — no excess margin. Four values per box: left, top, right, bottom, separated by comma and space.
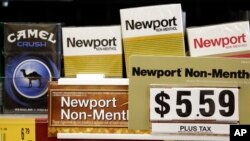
150, 87, 239, 122
152, 123, 231, 135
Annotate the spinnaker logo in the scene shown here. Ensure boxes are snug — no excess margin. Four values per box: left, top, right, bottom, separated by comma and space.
66, 37, 118, 51
7, 29, 56, 47
125, 17, 178, 32
194, 33, 247, 49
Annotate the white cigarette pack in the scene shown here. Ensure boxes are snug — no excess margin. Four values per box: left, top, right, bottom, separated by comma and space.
120, 4, 185, 75
62, 26, 123, 77
187, 21, 250, 57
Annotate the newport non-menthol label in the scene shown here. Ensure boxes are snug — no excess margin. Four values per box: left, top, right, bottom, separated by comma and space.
50, 90, 128, 127
187, 21, 250, 57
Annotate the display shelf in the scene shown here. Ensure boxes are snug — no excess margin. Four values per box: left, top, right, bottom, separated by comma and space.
57, 133, 229, 141
1, 1, 250, 141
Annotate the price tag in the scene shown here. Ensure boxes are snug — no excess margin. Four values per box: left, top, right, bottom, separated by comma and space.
0, 118, 35, 141
150, 86, 239, 123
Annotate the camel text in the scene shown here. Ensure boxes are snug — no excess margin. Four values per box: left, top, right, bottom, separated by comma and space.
7, 29, 56, 43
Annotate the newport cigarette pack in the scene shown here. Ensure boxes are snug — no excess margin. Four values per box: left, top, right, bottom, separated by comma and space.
62, 26, 122, 77
3, 23, 62, 113
187, 21, 250, 57
48, 78, 149, 137
120, 4, 185, 75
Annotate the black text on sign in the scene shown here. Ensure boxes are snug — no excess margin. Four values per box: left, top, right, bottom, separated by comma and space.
150, 86, 239, 123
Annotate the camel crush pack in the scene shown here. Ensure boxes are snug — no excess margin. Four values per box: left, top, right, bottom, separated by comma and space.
3, 23, 62, 113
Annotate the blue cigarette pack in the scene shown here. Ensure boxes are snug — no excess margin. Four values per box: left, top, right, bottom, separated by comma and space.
3, 23, 62, 113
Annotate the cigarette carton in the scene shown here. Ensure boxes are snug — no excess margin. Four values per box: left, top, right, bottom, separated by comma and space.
120, 4, 186, 75
187, 21, 250, 57
3, 23, 62, 113
62, 26, 122, 77
48, 78, 149, 137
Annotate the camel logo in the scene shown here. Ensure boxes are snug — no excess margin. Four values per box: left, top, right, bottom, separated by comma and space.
20, 69, 42, 88
12, 59, 52, 99
7, 29, 56, 48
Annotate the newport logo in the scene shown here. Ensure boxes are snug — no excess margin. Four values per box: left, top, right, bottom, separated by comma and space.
230, 125, 250, 140
193, 33, 247, 49
7, 29, 56, 44
66, 37, 117, 51
132, 67, 250, 79
125, 17, 178, 32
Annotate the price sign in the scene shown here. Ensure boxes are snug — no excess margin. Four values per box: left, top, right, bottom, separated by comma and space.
0, 118, 35, 141
150, 87, 239, 122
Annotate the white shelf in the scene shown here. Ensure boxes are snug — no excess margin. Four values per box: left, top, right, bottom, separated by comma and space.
57, 133, 229, 141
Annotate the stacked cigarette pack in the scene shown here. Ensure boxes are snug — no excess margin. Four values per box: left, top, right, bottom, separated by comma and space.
3, 23, 62, 113
187, 21, 250, 57
120, 4, 186, 75
62, 26, 123, 77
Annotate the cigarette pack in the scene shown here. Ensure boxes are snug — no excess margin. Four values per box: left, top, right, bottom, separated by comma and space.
120, 4, 186, 75
62, 26, 122, 77
3, 23, 62, 113
187, 21, 250, 57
